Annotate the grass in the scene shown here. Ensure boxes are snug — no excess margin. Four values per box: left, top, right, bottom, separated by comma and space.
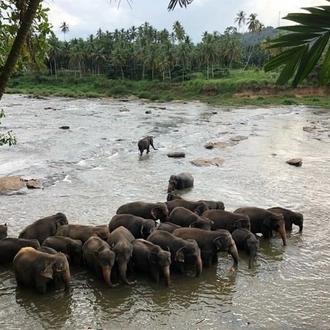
5, 70, 330, 107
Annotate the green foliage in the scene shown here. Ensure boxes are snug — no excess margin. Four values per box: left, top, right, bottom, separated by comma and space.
264, 1, 330, 86
0, 109, 17, 146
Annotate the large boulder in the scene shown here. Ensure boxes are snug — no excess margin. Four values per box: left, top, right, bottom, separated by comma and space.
0, 176, 43, 195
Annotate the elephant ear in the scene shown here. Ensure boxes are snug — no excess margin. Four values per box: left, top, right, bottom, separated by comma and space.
263, 217, 272, 228
40, 260, 54, 279
148, 252, 158, 264
150, 208, 158, 220
174, 247, 185, 263
213, 237, 224, 250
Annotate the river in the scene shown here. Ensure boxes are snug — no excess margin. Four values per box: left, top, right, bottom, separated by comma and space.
0, 94, 330, 330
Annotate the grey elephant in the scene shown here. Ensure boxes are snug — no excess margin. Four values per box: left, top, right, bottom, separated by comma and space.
0, 237, 40, 264
107, 226, 136, 285
109, 214, 156, 239
202, 209, 250, 232
116, 201, 169, 222
147, 230, 202, 277
168, 206, 213, 230
232, 228, 259, 269
138, 136, 158, 156
234, 207, 287, 246
167, 172, 194, 193
55, 224, 109, 243
18, 212, 68, 244
132, 239, 171, 286
166, 199, 208, 215
166, 193, 225, 210
13, 246, 71, 294
42, 236, 83, 265
157, 222, 182, 233
82, 236, 119, 288
268, 207, 303, 232
172, 227, 239, 271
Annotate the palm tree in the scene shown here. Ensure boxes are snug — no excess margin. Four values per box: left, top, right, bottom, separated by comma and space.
173, 21, 185, 43
167, 0, 194, 10
235, 10, 246, 33
60, 22, 69, 41
264, 2, 330, 86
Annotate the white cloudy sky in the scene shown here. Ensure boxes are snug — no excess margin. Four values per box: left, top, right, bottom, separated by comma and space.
45, 0, 329, 42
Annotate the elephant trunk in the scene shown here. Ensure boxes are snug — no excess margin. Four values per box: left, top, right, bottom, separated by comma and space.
229, 242, 239, 272
62, 269, 71, 293
163, 265, 171, 286
167, 184, 174, 193
194, 256, 203, 277
102, 266, 118, 288
119, 262, 136, 286
248, 248, 257, 269
299, 223, 303, 232
278, 222, 287, 246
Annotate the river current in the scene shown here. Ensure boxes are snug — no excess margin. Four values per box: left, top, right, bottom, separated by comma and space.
0, 94, 330, 330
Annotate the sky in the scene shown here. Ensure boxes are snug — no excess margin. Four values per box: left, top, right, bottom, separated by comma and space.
45, 0, 329, 43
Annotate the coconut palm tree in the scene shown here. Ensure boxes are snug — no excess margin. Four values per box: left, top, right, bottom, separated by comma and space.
173, 21, 185, 43
167, 0, 194, 10
235, 10, 246, 33
60, 22, 69, 41
264, 2, 330, 86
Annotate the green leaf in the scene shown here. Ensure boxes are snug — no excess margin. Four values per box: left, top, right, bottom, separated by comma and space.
320, 45, 330, 84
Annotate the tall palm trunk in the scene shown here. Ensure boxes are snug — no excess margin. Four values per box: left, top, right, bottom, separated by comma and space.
0, 0, 42, 100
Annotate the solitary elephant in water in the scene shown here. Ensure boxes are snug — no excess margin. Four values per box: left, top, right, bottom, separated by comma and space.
13, 247, 71, 294
167, 172, 194, 193
82, 236, 119, 288
268, 207, 303, 232
107, 226, 136, 286
116, 201, 169, 223
168, 206, 213, 230
0, 223, 8, 239
109, 214, 156, 239
0, 238, 40, 264
18, 212, 68, 244
234, 207, 287, 246
172, 227, 239, 271
138, 136, 158, 156
232, 228, 259, 269
132, 239, 171, 286
42, 236, 83, 265
55, 224, 109, 244
147, 230, 202, 277
202, 209, 250, 233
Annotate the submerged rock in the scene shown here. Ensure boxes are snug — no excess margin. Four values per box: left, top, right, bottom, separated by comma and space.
167, 152, 186, 158
190, 157, 224, 167
286, 158, 302, 167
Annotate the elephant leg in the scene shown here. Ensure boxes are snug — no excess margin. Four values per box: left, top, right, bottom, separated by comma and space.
102, 266, 119, 288
150, 266, 160, 284
118, 262, 136, 285
277, 222, 287, 246
162, 265, 171, 286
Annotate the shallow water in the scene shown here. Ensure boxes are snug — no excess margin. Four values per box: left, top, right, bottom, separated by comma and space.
1, 94, 330, 329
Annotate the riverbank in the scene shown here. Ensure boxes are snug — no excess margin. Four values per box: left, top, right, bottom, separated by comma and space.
5, 70, 330, 107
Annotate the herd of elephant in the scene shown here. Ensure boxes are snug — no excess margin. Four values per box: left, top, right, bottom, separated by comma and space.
0, 172, 304, 294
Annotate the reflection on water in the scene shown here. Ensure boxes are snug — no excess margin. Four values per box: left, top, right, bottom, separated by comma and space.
1, 95, 330, 329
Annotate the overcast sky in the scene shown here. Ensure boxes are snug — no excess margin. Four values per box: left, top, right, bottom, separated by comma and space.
45, 0, 328, 42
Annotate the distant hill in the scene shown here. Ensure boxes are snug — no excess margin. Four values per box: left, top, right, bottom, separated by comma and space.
240, 26, 280, 46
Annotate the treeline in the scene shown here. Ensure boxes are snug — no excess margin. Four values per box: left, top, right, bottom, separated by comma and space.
45, 21, 278, 82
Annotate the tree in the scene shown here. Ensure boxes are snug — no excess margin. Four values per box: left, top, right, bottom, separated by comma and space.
60, 22, 69, 41
264, 1, 330, 86
235, 10, 246, 33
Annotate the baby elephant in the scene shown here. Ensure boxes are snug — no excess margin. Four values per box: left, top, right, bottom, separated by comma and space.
138, 136, 157, 156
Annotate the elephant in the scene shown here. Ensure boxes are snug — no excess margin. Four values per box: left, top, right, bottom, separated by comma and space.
109, 214, 156, 239
116, 201, 169, 222
268, 207, 303, 232
166, 199, 209, 215
55, 224, 109, 244
106, 226, 136, 285
0, 223, 8, 239
147, 230, 202, 277
167, 172, 194, 193
13, 246, 71, 294
132, 239, 171, 286
234, 207, 287, 246
0, 237, 40, 264
232, 228, 259, 269
42, 236, 83, 265
37, 246, 59, 254
138, 136, 157, 156
166, 193, 225, 211
157, 222, 182, 233
202, 209, 250, 232
168, 206, 213, 230
82, 236, 119, 288
172, 227, 239, 271
18, 212, 68, 244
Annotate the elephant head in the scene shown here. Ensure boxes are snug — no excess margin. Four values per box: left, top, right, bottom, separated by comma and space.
151, 203, 169, 222
54, 212, 69, 230
0, 223, 8, 239
246, 235, 259, 269
148, 249, 171, 286
233, 218, 251, 231
264, 213, 286, 246
93, 247, 118, 288
51, 253, 71, 292
140, 220, 156, 239
175, 240, 202, 277
213, 235, 239, 271
167, 175, 178, 193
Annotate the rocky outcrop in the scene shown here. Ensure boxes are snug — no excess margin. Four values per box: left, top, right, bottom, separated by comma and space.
0, 176, 43, 195
286, 158, 302, 167
190, 157, 224, 167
